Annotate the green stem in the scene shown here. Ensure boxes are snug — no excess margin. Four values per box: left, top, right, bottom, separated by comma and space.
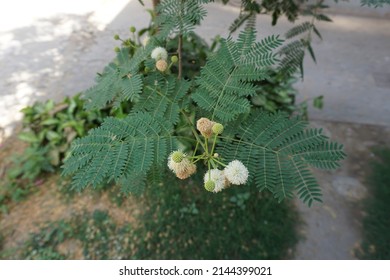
192, 141, 199, 158
212, 158, 227, 167
208, 161, 211, 181
180, 109, 206, 151
210, 134, 218, 156
205, 137, 209, 155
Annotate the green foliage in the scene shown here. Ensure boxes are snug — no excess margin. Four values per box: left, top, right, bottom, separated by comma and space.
83, 47, 147, 111
218, 110, 345, 206
63, 12, 345, 206
251, 69, 298, 113
62, 112, 178, 193
357, 148, 390, 259
192, 28, 283, 122
0, 94, 116, 207
0, 147, 53, 210
166, 33, 210, 79
225, 0, 304, 31
361, 0, 390, 7
156, 0, 210, 37
19, 94, 111, 167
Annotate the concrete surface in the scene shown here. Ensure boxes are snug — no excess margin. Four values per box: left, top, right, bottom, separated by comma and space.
1, 0, 390, 259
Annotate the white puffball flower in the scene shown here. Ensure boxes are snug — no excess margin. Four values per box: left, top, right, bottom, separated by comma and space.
151, 47, 168, 61
224, 160, 249, 185
204, 169, 226, 193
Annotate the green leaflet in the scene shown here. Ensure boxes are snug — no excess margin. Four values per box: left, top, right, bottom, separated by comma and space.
192, 28, 283, 123
218, 110, 346, 206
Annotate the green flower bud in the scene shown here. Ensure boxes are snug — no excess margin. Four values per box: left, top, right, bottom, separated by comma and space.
212, 123, 224, 135
171, 55, 178, 63
114, 47, 120, 53
204, 180, 215, 192
130, 26, 136, 33
144, 66, 150, 73
114, 34, 120, 40
172, 151, 184, 163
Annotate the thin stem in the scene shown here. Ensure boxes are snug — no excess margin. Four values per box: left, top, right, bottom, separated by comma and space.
179, 109, 206, 151
208, 161, 211, 181
177, 34, 183, 80
212, 158, 227, 167
192, 141, 199, 158
210, 134, 218, 156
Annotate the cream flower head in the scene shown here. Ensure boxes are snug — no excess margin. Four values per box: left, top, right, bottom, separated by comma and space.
204, 169, 225, 193
224, 160, 249, 185
167, 151, 196, 179
151, 47, 168, 61
196, 117, 215, 138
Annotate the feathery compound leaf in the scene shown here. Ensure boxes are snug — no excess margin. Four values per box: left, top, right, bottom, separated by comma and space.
156, 0, 210, 38
133, 75, 191, 125
82, 44, 159, 110
285, 22, 312, 39
192, 28, 283, 123
277, 40, 305, 76
217, 110, 346, 206
62, 112, 178, 192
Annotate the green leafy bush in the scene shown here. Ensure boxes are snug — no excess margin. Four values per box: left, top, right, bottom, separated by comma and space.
0, 94, 116, 206
19, 94, 113, 167
62, 0, 345, 206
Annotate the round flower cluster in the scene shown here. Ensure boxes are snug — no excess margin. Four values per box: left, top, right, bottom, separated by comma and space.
203, 160, 249, 193
151, 47, 173, 73
167, 151, 197, 180
167, 117, 249, 193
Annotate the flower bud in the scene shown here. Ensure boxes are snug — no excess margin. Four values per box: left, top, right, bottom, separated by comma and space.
114, 47, 120, 52
171, 55, 178, 63
130, 26, 136, 33
212, 123, 224, 135
114, 34, 120, 40
204, 180, 215, 192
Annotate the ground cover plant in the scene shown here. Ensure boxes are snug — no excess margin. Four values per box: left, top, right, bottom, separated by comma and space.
357, 148, 390, 259
15, 175, 298, 260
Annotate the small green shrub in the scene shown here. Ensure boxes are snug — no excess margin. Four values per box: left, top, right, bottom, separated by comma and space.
19, 94, 113, 167
0, 94, 116, 206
